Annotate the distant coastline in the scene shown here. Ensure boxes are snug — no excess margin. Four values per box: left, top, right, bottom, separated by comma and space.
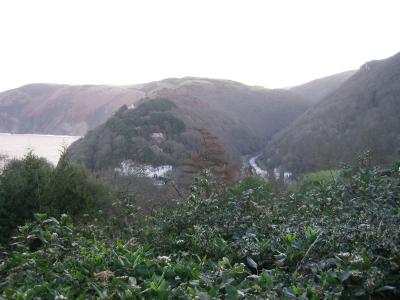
0, 132, 82, 139
0, 133, 80, 165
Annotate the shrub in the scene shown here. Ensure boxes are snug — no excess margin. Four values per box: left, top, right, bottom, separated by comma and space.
43, 151, 112, 218
0, 152, 53, 243
1, 160, 399, 298
303, 169, 339, 185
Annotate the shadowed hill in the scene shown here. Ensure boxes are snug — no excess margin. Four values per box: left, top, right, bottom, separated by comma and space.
289, 70, 356, 103
0, 84, 146, 135
148, 78, 309, 157
261, 52, 400, 173
0, 78, 310, 158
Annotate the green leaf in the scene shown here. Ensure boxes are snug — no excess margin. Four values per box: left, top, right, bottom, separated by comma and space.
128, 276, 137, 287
42, 217, 60, 225
283, 287, 297, 298
34, 213, 48, 221
225, 285, 239, 300
260, 271, 273, 290
340, 271, 351, 282
246, 257, 258, 269
375, 285, 396, 293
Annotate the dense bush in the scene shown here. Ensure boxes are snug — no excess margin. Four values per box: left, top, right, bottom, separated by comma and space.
0, 152, 53, 243
43, 152, 112, 217
0, 152, 112, 243
0, 160, 399, 298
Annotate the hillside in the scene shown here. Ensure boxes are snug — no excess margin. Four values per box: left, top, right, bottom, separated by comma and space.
147, 78, 310, 157
0, 84, 146, 135
261, 52, 400, 173
67, 98, 237, 205
289, 70, 356, 103
0, 78, 309, 144
6, 77, 309, 162
66, 79, 311, 168
67, 98, 195, 172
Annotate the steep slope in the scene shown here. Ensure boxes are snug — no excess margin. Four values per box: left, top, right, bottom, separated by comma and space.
67, 98, 239, 201
148, 78, 309, 157
0, 84, 146, 135
0, 78, 310, 158
68, 97, 249, 208
68, 98, 194, 172
289, 70, 356, 103
261, 52, 400, 173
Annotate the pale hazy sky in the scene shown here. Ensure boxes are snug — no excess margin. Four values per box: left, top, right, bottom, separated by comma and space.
1, 0, 400, 92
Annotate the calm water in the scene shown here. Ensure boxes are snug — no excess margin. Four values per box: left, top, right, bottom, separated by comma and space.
0, 133, 81, 165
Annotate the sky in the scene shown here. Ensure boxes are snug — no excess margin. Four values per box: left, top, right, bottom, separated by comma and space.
1, 0, 400, 92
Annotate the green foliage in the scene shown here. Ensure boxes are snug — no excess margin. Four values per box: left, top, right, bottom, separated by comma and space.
43, 151, 112, 217
230, 176, 272, 196
303, 169, 338, 185
69, 98, 191, 171
0, 151, 113, 243
0, 152, 53, 242
1, 160, 400, 298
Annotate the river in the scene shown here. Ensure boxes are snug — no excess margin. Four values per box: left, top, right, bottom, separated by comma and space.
246, 154, 293, 180
248, 154, 268, 177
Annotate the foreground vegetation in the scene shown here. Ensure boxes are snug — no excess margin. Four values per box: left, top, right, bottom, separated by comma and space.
0, 155, 399, 299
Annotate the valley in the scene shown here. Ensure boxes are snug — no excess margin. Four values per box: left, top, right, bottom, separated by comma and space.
2, 1, 400, 298
2, 53, 399, 181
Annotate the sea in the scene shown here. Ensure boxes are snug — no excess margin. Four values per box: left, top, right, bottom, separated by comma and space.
0, 133, 81, 166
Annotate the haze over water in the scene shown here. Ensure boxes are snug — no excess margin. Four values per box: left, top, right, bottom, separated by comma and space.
0, 133, 80, 165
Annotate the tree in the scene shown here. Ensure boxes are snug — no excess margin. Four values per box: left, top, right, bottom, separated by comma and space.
183, 128, 238, 183
43, 150, 112, 217
0, 152, 53, 242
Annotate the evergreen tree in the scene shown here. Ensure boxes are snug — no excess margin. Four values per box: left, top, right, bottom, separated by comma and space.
0, 152, 53, 242
43, 150, 111, 217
